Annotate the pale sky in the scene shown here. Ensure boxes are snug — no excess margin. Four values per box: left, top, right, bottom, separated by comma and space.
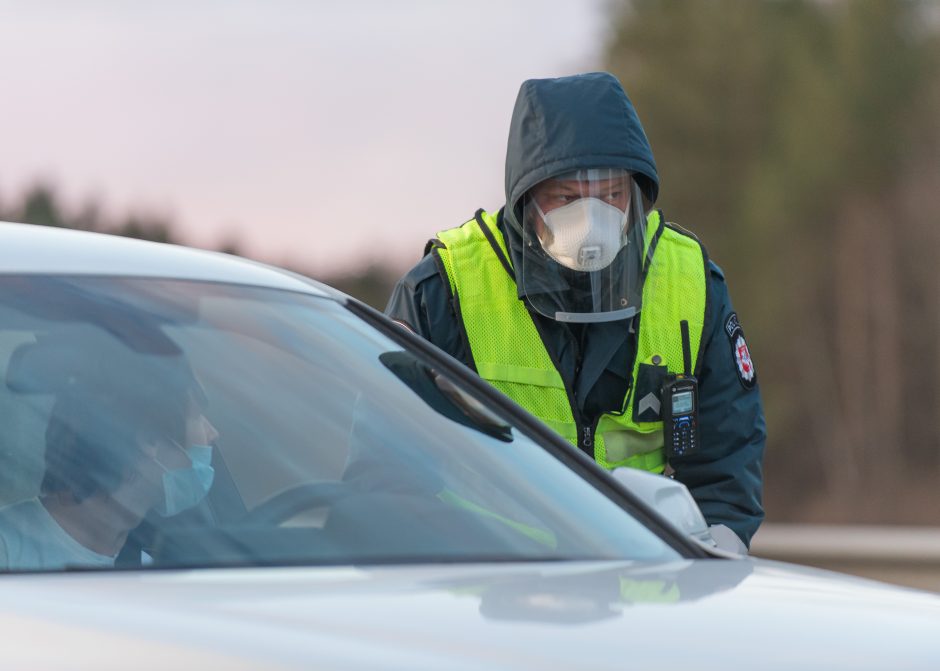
0, 0, 610, 275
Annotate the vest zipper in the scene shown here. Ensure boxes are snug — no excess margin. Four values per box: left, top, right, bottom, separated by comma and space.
573, 334, 591, 453
580, 423, 593, 450
573, 327, 596, 454
579, 416, 600, 453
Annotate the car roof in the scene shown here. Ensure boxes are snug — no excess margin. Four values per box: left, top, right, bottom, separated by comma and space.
0, 221, 331, 296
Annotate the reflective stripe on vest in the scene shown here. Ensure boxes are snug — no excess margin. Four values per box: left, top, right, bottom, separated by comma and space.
436, 210, 707, 473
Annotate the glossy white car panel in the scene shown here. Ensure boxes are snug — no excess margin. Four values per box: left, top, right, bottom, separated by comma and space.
0, 221, 327, 295
4, 560, 940, 670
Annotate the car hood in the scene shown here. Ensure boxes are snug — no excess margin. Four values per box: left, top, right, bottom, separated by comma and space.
1, 558, 939, 670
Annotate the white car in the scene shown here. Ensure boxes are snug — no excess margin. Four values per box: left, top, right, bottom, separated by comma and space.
0, 221, 938, 670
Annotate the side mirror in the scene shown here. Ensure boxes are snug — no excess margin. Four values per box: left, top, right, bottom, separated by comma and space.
611, 467, 745, 554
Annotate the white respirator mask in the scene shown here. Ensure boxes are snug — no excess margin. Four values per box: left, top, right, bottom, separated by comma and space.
533, 197, 628, 272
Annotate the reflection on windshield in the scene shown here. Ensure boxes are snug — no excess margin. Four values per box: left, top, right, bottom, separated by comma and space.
0, 277, 678, 573
448, 559, 753, 625
380, 351, 513, 443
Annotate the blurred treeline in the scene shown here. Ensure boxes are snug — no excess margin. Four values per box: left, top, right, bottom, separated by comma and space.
0, 184, 398, 308
5, 0, 939, 524
0, 184, 177, 244
606, 0, 940, 523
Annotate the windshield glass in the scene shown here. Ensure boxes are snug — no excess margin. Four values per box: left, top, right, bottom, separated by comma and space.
0, 276, 679, 572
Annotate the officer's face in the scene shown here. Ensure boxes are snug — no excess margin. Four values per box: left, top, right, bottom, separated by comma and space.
528, 176, 631, 240
530, 176, 631, 215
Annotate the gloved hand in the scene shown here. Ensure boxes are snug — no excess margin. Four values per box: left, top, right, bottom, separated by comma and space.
708, 524, 748, 555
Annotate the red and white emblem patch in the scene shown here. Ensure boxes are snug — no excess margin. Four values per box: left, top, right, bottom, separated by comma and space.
734, 334, 755, 383
725, 311, 756, 389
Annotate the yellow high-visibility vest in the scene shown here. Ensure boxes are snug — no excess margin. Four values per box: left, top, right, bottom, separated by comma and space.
435, 210, 707, 472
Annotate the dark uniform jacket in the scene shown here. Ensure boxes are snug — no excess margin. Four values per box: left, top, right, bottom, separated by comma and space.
386, 73, 765, 546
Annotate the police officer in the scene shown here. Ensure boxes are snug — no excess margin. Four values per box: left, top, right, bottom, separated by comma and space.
386, 72, 765, 549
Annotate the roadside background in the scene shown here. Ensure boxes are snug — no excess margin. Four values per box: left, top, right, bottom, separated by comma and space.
2, 1, 940, 536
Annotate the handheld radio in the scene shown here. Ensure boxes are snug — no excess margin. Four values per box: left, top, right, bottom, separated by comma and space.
662, 320, 700, 459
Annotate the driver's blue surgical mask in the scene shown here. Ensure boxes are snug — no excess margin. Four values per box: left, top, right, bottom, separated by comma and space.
153, 445, 215, 517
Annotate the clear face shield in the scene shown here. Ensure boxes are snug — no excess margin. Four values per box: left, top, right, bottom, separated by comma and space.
520, 169, 650, 323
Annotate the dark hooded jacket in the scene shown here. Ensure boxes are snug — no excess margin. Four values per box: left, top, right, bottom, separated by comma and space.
385, 73, 765, 546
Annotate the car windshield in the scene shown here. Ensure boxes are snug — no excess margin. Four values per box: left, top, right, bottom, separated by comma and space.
0, 276, 679, 573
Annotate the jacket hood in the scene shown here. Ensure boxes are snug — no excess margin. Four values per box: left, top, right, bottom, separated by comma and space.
503, 72, 659, 232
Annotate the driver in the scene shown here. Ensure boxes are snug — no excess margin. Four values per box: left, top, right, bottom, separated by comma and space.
0, 355, 218, 571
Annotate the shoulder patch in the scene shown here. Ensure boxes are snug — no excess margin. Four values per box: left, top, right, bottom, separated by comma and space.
724, 312, 756, 390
